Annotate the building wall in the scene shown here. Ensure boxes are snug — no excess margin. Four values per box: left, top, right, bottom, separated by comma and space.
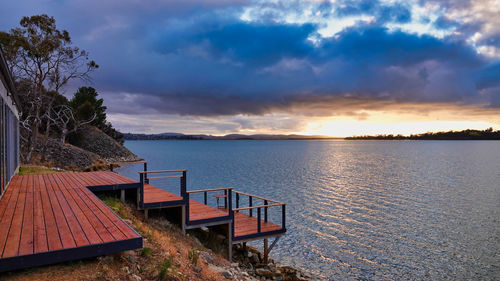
0, 73, 20, 198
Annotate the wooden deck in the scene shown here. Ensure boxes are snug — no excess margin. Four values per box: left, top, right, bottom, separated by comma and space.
233, 211, 282, 238
0, 172, 142, 272
143, 184, 183, 205
188, 200, 228, 221
0, 168, 285, 272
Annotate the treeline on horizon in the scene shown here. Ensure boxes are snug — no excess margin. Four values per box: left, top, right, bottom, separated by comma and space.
346, 128, 500, 140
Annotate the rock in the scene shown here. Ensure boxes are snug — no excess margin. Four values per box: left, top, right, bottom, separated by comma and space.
222, 271, 233, 279
70, 125, 139, 162
99, 255, 114, 265
208, 264, 233, 279
250, 253, 260, 264
231, 262, 239, 268
127, 253, 137, 264
255, 268, 274, 278
131, 274, 141, 281
200, 251, 214, 264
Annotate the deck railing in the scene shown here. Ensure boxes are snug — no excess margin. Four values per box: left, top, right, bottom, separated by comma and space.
109, 160, 148, 174
232, 190, 286, 238
185, 187, 233, 225
138, 170, 187, 208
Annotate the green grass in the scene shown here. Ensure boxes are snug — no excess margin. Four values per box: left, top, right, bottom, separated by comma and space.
188, 249, 199, 266
18, 166, 57, 175
100, 196, 123, 212
140, 247, 153, 256
158, 257, 174, 280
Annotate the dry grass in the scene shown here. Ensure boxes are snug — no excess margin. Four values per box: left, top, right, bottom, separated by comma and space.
0, 196, 235, 281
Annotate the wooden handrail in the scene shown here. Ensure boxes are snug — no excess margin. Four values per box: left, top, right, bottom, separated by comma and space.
187, 187, 233, 194
233, 190, 283, 204
232, 203, 285, 211
148, 175, 183, 180
111, 161, 147, 165
138, 169, 187, 174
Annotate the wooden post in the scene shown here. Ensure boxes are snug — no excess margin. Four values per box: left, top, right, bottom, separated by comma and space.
228, 222, 232, 261
109, 164, 113, 172
249, 196, 253, 217
143, 162, 149, 184
282, 204, 286, 229
181, 205, 186, 234
144, 209, 149, 220
139, 173, 144, 208
224, 189, 227, 209
263, 238, 269, 264
257, 208, 261, 233
236, 193, 239, 210
264, 200, 268, 222
120, 189, 125, 203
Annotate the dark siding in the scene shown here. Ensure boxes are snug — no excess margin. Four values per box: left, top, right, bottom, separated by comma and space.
0, 94, 19, 197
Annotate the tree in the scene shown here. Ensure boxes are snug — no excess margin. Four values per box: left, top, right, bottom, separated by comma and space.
68, 86, 124, 144
51, 105, 96, 143
69, 86, 107, 127
0, 14, 98, 162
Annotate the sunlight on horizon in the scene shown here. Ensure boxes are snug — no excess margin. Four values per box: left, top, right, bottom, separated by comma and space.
298, 120, 500, 137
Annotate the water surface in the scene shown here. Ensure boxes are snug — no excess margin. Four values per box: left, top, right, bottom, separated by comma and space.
118, 140, 499, 280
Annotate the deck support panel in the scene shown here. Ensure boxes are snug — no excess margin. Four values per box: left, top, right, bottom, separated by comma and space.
0, 237, 142, 272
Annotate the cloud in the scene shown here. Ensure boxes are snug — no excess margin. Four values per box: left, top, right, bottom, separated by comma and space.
336, 0, 412, 24
0, 0, 499, 122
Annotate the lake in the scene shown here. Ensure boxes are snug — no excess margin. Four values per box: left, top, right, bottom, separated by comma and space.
117, 140, 500, 280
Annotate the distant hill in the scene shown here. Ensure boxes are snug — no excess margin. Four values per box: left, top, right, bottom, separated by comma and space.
345, 128, 500, 140
124, 132, 337, 140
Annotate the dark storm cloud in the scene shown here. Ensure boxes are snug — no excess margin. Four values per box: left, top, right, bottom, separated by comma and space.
98, 18, 497, 116
1, 0, 499, 117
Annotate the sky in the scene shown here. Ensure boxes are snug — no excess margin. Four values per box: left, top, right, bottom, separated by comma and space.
1, 0, 499, 137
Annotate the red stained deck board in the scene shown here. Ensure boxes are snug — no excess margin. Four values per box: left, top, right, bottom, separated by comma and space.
188, 200, 228, 221
19, 175, 35, 256
43, 174, 77, 249
52, 173, 103, 244
143, 184, 183, 203
50, 174, 90, 247
63, 173, 137, 239
33, 174, 48, 253
96, 171, 136, 184
2, 175, 27, 257
38, 174, 63, 252
233, 212, 282, 237
62, 173, 116, 243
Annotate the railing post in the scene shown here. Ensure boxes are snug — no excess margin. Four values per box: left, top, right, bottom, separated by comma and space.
224, 189, 227, 209
144, 162, 149, 184
182, 170, 188, 224
186, 192, 190, 223
181, 171, 187, 199
264, 200, 268, 222
139, 173, 144, 207
257, 208, 261, 233
204, 191, 207, 205
228, 189, 233, 219
282, 204, 286, 230
236, 193, 239, 211
249, 196, 253, 217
